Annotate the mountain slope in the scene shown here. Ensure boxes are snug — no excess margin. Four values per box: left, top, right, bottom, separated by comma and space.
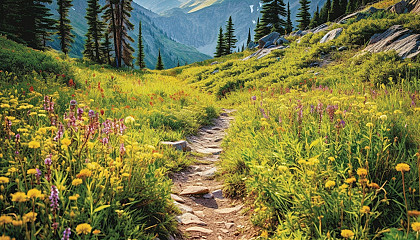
133, 0, 188, 14
47, 0, 210, 69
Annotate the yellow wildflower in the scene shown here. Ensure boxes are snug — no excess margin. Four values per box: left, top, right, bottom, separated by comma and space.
345, 177, 356, 184
76, 223, 92, 235
0, 235, 11, 240
27, 189, 42, 199
357, 168, 368, 177
341, 229, 354, 238
152, 153, 163, 158
408, 210, 420, 217
121, 173, 130, 178
395, 163, 410, 172
76, 169, 92, 178
328, 157, 335, 162
26, 169, 37, 175
0, 177, 9, 184
22, 212, 37, 223
308, 158, 319, 165
0, 215, 13, 225
11, 192, 27, 202
278, 165, 288, 171
11, 220, 23, 226
8, 167, 18, 174
260, 230, 268, 238
360, 206, 370, 214
124, 116, 135, 125
412, 222, 420, 232
366, 122, 374, 127
28, 140, 41, 149
325, 180, 335, 188
69, 194, 80, 201
368, 182, 380, 189
92, 229, 101, 235
72, 178, 83, 186
61, 138, 71, 146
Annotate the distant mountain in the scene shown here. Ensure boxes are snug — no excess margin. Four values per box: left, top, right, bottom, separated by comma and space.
133, 0, 189, 14
47, 0, 210, 69
144, 0, 326, 56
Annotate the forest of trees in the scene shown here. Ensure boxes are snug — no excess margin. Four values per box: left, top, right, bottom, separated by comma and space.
214, 16, 238, 58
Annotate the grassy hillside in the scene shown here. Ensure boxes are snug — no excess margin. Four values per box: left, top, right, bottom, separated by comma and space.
1, 3, 420, 240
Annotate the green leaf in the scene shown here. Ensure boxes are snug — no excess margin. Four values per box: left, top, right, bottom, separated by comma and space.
93, 205, 110, 214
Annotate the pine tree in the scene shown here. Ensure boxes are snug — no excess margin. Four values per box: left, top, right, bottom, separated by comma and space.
57, 0, 74, 55
136, 21, 146, 69
254, 17, 260, 42
214, 27, 225, 58
83, 35, 95, 60
177, 59, 180, 67
103, 0, 135, 67
309, 6, 320, 29
247, 28, 252, 46
285, 2, 293, 33
100, 32, 112, 65
319, 0, 331, 23
85, 0, 104, 63
155, 49, 164, 70
224, 16, 237, 55
297, 0, 311, 30
328, 0, 340, 21
339, 0, 348, 16
254, 0, 287, 40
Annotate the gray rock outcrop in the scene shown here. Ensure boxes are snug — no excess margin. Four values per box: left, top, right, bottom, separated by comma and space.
258, 32, 280, 49
320, 28, 343, 43
388, 0, 408, 13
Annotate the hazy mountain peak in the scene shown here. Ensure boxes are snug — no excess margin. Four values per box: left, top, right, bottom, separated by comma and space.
181, 0, 225, 13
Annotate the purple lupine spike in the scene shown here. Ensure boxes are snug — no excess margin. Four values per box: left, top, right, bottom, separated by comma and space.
49, 185, 59, 211
61, 227, 71, 240
77, 108, 84, 120
88, 110, 95, 118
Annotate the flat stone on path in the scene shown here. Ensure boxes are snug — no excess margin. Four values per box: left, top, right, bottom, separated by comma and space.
196, 148, 222, 155
177, 213, 206, 225
171, 194, 185, 203
174, 202, 193, 213
215, 205, 243, 214
186, 227, 213, 234
212, 189, 224, 199
200, 167, 217, 179
180, 186, 210, 195
160, 140, 189, 151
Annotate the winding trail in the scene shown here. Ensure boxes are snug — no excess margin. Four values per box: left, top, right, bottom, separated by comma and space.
170, 109, 255, 240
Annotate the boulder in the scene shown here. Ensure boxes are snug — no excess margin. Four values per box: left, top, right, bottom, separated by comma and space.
310, 24, 329, 34
387, 0, 408, 14
211, 69, 220, 74
339, 7, 381, 24
275, 37, 289, 45
319, 28, 343, 44
258, 32, 280, 49
211, 61, 219, 65
180, 186, 210, 195
247, 41, 258, 49
161, 140, 189, 151
364, 25, 420, 59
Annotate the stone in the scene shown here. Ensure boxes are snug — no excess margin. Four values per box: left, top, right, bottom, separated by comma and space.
387, 0, 408, 14
194, 211, 205, 218
220, 229, 229, 233
196, 147, 222, 155
171, 194, 185, 203
174, 202, 193, 213
186, 227, 213, 234
215, 205, 243, 214
161, 140, 189, 151
212, 189, 224, 199
310, 23, 329, 34
176, 213, 206, 225
338, 46, 348, 51
211, 61, 219, 65
258, 32, 280, 49
225, 222, 235, 229
211, 70, 220, 74
214, 138, 223, 142
180, 186, 210, 195
309, 62, 320, 67
275, 37, 289, 45
319, 28, 343, 44
364, 25, 420, 59
200, 167, 217, 179
203, 193, 213, 199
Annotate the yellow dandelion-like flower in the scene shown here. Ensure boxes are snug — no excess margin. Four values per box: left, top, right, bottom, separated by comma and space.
328, 157, 335, 161
357, 168, 368, 177
278, 165, 288, 171
92, 229, 101, 235
28, 140, 41, 149
308, 158, 319, 165
69, 194, 80, 201
152, 153, 163, 158
368, 183, 380, 189
11, 192, 27, 202
325, 180, 336, 188
8, 167, 18, 174
395, 163, 410, 172
0, 235, 11, 240
0, 215, 13, 225
408, 210, 420, 217
26, 169, 37, 175
61, 138, 71, 147
76, 223, 92, 235
27, 189, 42, 199
0, 177, 9, 184
22, 212, 37, 223
360, 206, 370, 214
72, 178, 83, 186
260, 230, 268, 238
345, 177, 356, 184
341, 229, 354, 238
124, 116, 135, 125
412, 222, 420, 232
366, 122, 374, 127
11, 220, 23, 226
121, 173, 130, 178
76, 169, 92, 178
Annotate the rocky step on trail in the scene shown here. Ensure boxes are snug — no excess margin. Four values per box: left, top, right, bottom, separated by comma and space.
169, 109, 255, 240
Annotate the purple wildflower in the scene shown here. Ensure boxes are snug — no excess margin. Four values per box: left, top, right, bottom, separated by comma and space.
120, 143, 126, 156
88, 110, 95, 118
251, 96, 256, 101
70, 100, 77, 106
15, 134, 20, 141
44, 157, 52, 166
53, 123, 64, 141
310, 104, 314, 114
49, 185, 59, 211
61, 227, 71, 240
77, 108, 84, 120
102, 137, 109, 145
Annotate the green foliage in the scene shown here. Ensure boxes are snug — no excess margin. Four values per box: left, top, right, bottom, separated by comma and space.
224, 16, 238, 55
297, 0, 311, 30
156, 49, 164, 70
57, 0, 75, 55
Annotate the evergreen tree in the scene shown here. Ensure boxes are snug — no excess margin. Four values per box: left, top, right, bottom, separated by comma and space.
57, 0, 74, 55
100, 31, 112, 65
155, 49, 164, 70
85, 0, 104, 63
319, 0, 331, 23
177, 59, 180, 67
254, 17, 260, 42
254, 0, 286, 40
309, 6, 320, 29
103, 0, 135, 67
340, 0, 348, 16
136, 21, 146, 69
285, 2, 293, 33
224, 16, 237, 55
247, 28, 252, 46
214, 27, 225, 58
83, 35, 95, 60
328, 0, 340, 21
296, 0, 311, 30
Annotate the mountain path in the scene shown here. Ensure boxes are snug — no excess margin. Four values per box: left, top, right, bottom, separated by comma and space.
170, 109, 255, 240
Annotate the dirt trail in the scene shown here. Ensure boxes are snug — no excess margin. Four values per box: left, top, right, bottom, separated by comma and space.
170, 109, 255, 240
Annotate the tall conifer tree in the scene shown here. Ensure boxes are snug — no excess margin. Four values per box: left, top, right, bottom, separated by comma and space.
136, 21, 146, 69
297, 0, 311, 30
214, 27, 225, 58
224, 16, 237, 55
100, 32, 112, 65
247, 28, 252, 46
57, 0, 74, 55
285, 2, 293, 33
319, 0, 331, 23
155, 49, 164, 70
309, 6, 320, 29
254, 0, 286, 40
328, 0, 341, 21
85, 0, 104, 62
